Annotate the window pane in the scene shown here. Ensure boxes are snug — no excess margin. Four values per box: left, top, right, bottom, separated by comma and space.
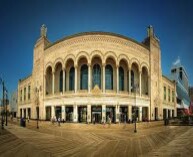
92, 64, 101, 88
105, 65, 113, 90
119, 67, 124, 91
69, 67, 74, 90
81, 64, 88, 90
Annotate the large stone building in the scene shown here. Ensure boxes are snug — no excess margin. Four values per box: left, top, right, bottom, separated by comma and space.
17, 25, 176, 123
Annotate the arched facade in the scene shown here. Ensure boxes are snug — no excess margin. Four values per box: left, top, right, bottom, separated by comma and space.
18, 27, 177, 123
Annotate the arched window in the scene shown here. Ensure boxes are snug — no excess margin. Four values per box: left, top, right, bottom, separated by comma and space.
59, 70, 63, 92
80, 64, 88, 90
69, 67, 75, 91
105, 64, 113, 90
92, 64, 101, 88
119, 67, 124, 91
131, 70, 134, 92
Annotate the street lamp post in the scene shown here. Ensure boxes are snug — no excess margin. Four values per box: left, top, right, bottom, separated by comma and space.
0, 78, 5, 129
5, 89, 8, 126
134, 84, 138, 133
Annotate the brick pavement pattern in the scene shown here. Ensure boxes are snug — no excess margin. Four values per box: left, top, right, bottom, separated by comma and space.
0, 120, 193, 157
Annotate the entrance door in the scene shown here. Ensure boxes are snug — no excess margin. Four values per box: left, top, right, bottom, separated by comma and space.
28, 108, 31, 119
24, 109, 26, 118
78, 106, 87, 123
92, 106, 102, 123
66, 106, 73, 122
106, 106, 115, 123
55, 106, 61, 120
120, 106, 128, 122
46, 107, 51, 121
168, 110, 171, 119
163, 109, 166, 119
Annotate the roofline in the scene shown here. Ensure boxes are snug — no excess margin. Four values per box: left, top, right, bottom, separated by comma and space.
45, 31, 149, 50
162, 75, 175, 84
19, 74, 32, 83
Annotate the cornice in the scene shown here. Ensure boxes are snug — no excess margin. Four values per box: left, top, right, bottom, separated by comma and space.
44, 32, 149, 54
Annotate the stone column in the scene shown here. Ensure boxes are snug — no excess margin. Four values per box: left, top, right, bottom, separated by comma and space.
22, 108, 25, 118
139, 71, 142, 96
103, 64, 105, 93
75, 66, 77, 93
170, 109, 172, 118
73, 104, 78, 122
26, 108, 28, 118
62, 106, 65, 121
116, 104, 120, 123
63, 68, 65, 93
166, 109, 168, 119
148, 75, 150, 96
148, 106, 151, 121
87, 104, 91, 123
139, 106, 142, 122
102, 104, 106, 123
128, 105, 132, 121
117, 66, 119, 93
88, 64, 91, 93
51, 106, 55, 119
44, 74, 46, 96
128, 68, 131, 93
52, 72, 55, 95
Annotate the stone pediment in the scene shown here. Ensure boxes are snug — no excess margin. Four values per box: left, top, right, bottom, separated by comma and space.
91, 85, 102, 95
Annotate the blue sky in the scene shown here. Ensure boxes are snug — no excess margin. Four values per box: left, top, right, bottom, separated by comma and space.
0, 0, 193, 98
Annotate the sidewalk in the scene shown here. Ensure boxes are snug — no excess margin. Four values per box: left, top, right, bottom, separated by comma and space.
1, 120, 193, 157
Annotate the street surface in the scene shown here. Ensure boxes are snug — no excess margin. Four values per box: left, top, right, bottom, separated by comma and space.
0, 119, 193, 157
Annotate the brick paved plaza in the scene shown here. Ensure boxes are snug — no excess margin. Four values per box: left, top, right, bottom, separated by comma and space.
0, 119, 193, 157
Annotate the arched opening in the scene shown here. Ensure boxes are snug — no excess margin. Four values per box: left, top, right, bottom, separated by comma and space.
65, 58, 75, 91
92, 64, 101, 88
119, 67, 124, 91
45, 66, 52, 95
78, 57, 88, 91
80, 64, 88, 90
69, 67, 75, 91
105, 65, 113, 90
54, 62, 63, 93
141, 67, 148, 95
91, 56, 102, 90
119, 59, 128, 91
105, 57, 116, 91
131, 62, 139, 92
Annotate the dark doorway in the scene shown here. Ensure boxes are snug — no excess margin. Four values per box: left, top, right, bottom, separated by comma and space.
46, 107, 51, 120
106, 106, 115, 123
28, 108, 31, 119
92, 106, 102, 123
142, 107, 148, 121
120, 106, 128, 122
55, 106, 61, 120
66, 106, 73, 122
20, 109, 22, 118
24, 109, 26, 118
36, 107, 39, 119
78, 106, 87, 123
155, 107, 158, 120
168, 110, 171, 119
163, 109, 167, 119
